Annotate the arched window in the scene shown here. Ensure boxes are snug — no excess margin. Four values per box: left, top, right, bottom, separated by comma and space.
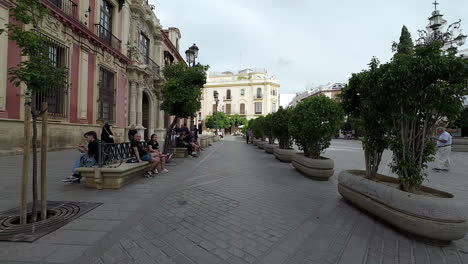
226, 89, 231, 100
240, 103, 245, 115
257, 88, 262, 98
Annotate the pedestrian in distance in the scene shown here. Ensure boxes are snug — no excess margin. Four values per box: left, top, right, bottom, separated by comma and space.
433, 127, 452, 172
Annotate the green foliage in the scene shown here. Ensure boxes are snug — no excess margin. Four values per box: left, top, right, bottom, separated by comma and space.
251, 116, 266, 140
205, 112, 230, 130
160, 63, 208, 119
289, 95, 344, 159
453, 107, 468, 136
271, 107, 293, 149
263, 113, 275, 144
228, 114, 247, 128
341, 57, 390, 179
381, 39, 468, 191
4, 0, 68, 102
392, 25, 414, 55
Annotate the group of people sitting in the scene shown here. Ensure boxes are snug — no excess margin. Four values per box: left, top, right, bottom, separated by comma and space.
64, 126, 175, 183
173, 124, 203, 158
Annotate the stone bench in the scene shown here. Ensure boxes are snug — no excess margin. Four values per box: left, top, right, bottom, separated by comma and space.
76, 161, 150, 190
171, 147, 188, 158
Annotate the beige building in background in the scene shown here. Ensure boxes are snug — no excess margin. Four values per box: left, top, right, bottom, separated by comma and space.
199, 69, 280, 121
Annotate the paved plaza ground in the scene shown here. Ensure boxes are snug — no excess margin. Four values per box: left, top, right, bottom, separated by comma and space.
0, 136, 468, 264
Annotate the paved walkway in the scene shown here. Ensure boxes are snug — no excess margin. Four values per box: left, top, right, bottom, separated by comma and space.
0, 137, 468, 264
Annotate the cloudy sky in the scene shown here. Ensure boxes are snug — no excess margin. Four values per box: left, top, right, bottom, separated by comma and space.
155, 0, 468, 94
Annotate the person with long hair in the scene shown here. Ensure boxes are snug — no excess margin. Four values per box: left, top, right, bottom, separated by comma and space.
101, 121, 114, 143
148, 134, 170, 174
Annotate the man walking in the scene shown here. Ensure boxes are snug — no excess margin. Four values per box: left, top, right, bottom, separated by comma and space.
433, 127, 452, 172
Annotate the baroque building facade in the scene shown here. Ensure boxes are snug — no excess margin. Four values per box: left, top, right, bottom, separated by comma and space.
288, 83, 345, 108
0, 0, 186, 155
200, 69, 280, 121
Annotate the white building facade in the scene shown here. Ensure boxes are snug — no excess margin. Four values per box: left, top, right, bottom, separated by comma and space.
200, 69, 280, 121
288, 83, 345, 108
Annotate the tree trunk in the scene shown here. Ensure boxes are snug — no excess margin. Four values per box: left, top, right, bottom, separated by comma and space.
163, 117, 179, 153
31, 113, 38, 223
40, 102, 48, 220
20, 103, 31, 225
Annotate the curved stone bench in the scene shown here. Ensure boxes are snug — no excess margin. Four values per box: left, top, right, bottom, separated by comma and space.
76, 161, 150, 190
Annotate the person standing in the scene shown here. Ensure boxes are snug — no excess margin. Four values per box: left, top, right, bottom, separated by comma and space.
101, 121, 114, 143
246, 128, 251, 144
433, 127, 452, 172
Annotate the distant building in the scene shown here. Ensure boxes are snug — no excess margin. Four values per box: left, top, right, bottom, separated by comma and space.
199, 69, 280, 121
288, 83, 345, 108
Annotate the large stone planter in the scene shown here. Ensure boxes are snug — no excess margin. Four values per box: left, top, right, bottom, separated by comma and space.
263, 143, 278, 154
253, 139, 258, 146
200, 137, 208, 148
291, 153, 334, 181
273, 148, 296, 163
338, 170, 468, 241
257, 141, 267, 149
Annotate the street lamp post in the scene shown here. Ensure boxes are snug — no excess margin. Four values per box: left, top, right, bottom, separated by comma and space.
185, 43, 200, 130
417, 1, 466, 50
213, 91, 219, 114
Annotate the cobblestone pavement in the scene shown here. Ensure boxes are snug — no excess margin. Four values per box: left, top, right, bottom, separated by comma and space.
0, 136, 468, 264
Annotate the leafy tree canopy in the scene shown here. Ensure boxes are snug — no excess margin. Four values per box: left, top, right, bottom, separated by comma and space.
160, 63, 208, 119
271, 107, 293, 149
205, 112, 230, 130
289, 95, 344, 159
228, 114, 247, 128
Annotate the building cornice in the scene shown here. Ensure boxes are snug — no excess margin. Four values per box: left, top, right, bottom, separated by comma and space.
204, 82, 280, 88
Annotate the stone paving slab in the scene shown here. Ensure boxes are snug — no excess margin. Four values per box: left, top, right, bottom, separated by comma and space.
0, 137, 467, 264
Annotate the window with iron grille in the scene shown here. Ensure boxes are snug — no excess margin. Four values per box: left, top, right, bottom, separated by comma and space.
257, 88, 262, 98
140, 32, 149, 64
98, 67, 115, 121
255, 102, 262, 114
32, 35, 69, 117
99, 0, 113, 45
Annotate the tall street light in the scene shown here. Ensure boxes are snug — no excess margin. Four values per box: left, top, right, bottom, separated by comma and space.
417, 1, 467, 50
213, 91, 219, 114
185, 43, 200, 130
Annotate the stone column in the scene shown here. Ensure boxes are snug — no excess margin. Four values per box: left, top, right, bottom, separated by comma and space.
136, 84, 143, 127
129, 81, 137, 126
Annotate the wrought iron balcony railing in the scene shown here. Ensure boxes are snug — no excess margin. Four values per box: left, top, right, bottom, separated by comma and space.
146, 56, 160, 75
95, 24, 122, 51
45, 0, 78, 19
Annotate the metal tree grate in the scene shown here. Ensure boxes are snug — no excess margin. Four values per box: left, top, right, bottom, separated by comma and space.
0, 201, 102, 242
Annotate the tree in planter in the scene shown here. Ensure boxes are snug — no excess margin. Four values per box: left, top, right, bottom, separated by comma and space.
379, 28, 468, 192
271, 107, 293, 149
205, 112, 230, 131
289, 95, 344, 159
251, 116, 266, 141
2, 0, 68, 224
263, 113, 275, 144
341, 57, 390, 179
160, 63, 208, 153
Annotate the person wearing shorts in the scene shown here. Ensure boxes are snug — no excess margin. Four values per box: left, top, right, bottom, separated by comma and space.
131, 133, 159, 178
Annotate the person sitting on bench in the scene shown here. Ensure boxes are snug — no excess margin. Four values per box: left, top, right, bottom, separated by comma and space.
180, 132, 197, 157
63, 131, 100, 183
148, 134, 170, 174
131, 133, 159, 178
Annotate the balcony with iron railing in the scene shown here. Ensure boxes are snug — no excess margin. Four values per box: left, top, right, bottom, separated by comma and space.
128, 48, 161, 75
95, 24, 122, 51
45, 0, 78, 19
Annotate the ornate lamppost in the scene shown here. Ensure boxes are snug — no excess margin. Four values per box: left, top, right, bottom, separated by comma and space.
185, 43, 200, 130
417, 1, 467, 50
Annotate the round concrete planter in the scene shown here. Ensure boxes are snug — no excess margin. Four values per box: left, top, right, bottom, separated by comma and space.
273, 148, 296, 163
263, 144, 278, 154
257, 141, 267, 149
291, 153, 334, 181
338, 170, 468, 241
